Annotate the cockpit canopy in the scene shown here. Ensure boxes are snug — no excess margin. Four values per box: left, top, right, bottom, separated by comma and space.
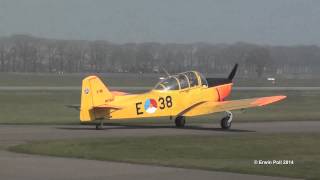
154, 71, 208, 91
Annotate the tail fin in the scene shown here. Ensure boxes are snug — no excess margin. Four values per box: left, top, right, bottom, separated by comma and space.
80, 76, 114, 122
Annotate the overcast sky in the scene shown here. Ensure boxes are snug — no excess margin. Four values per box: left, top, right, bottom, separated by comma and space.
0, 0, 319, 45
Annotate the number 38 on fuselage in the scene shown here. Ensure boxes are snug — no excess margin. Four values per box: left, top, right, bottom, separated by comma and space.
134, 71, 209, 117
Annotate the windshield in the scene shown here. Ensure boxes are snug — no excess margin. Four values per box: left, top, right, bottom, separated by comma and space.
198, 72, 208, 87
185, 71, 199, 87
177, 74, 189, 89
154, 77, 179, 91
154, 71, 204, 91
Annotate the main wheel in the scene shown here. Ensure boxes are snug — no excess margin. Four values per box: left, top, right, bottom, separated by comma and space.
175, 116, 186, 127
220, 116, 232, 129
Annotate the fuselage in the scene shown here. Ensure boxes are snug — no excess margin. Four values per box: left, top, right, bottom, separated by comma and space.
79, 64, 286, 130
80, 70, 233, 122
108, 80, 232, 120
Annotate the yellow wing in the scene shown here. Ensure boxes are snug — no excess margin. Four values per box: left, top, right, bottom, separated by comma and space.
182, 95, 286, 117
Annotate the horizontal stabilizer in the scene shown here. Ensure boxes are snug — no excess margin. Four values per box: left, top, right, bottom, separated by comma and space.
111, 91, 129, 96
66, 104, 80, 111
93, 104, 123, 110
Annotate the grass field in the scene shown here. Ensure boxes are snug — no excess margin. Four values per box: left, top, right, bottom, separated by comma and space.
2, 73, 319, 179
0, 91, 79, 124
0, 89, 319, 124
0, 73, 158, 87
1, 72, 320, 87
10, 133, 320, 179
0, 72, 318, 124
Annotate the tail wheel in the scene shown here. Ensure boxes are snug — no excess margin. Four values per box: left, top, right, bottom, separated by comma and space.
220, 111, 233, 129
95, 124, 102, 130
175, 116, 186, 127
95, 120, 104, 130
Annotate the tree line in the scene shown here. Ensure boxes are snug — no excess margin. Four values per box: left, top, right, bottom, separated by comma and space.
0, 34, 319, 77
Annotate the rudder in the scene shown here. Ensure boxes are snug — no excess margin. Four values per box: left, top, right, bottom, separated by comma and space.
80, 76, 114, 122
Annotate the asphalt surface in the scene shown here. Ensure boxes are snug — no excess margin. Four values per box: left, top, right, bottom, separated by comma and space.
1, 121, 316, 180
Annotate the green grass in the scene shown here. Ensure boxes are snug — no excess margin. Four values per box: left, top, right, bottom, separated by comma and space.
1, 72, 320, 87
233, 77, 320, 87
227, 90, 320, 122
0, 72, 318, 124
0, 91, 79, 124
0, 72, 158, 87
0, 89, 319, 124
10, 134, 320, 179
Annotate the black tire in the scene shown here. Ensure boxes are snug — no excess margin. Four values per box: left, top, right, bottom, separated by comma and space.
175, 116, 186, 127
95, 124, 103, 130
221, 117, 231, 129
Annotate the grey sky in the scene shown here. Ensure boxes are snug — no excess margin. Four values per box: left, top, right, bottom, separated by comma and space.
0, 0, 319, 45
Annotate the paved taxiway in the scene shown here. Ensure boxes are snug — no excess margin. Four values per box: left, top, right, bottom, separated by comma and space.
1, 121, 316, 180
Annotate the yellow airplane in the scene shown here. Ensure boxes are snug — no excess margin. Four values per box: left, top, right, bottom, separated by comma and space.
80, 64, 286, 130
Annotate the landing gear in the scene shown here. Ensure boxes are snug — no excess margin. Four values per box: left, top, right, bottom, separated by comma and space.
175, 116, 186, 127
220, 111, 233, 129
95, 120, 104, 130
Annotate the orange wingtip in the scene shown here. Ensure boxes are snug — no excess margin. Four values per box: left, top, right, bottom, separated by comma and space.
251, 95, 287, 106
